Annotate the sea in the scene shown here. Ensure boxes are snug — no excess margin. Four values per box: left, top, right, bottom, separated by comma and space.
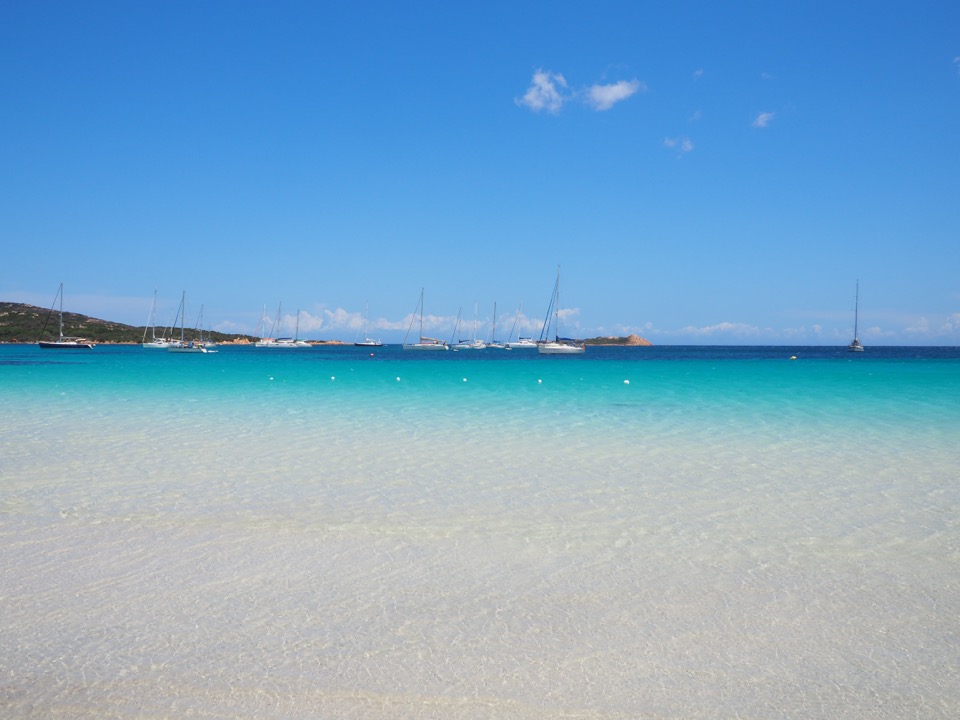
1, 343, 958, 719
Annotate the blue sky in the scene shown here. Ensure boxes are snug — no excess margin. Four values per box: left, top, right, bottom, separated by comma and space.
2, 1, 959, 344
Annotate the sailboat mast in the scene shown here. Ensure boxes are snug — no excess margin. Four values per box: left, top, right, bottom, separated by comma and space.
179, 291, 186, 342
58, 283, 64, 341
853, 279, 860, 339
144, 289, 158, 342
555, 267, 560, 341
540, 267, 561, 342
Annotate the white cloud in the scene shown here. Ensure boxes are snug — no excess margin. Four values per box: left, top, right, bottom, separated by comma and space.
905, 317, 931, 335
664, 136, 694, 155
212, 320, 248, 335
693, 68, 704, 80
954, 57, 960, 75
941, 313, 960, 333
517, 71, 644, 114
752, 111, 776, 128
585, 79, 645, 111
516, 70, 568, 113
680, 322, 763, 337
906, 313, 960, 338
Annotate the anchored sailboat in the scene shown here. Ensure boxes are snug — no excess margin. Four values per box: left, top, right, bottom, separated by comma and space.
488, 301, 508, 349
354, 303, 382, 347
403, 289, 448, 351
167, 291, 209, 353
37, 283, 94, 349
848, 280, 864, 352
274, 308, 311, 347
505, 301, 537, 349
453, 302, 485, 350
142, 289, 175, 348
538, 267, 585, 355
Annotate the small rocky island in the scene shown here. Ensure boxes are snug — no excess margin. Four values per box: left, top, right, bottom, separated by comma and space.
584, 334, 652, 346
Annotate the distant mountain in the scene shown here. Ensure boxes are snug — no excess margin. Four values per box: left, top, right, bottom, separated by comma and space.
0, 302, 253, 344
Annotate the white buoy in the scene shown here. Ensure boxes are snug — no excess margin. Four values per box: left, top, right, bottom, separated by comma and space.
396, 376, 401, 382
624, 379, 630, 384
462, 377, 467, 382
537, 379, 542, 384
331, 376, 336, 381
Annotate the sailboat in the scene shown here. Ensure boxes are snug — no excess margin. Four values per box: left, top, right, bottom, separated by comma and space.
37, 283, 95, 349
255, 303, 283, 347
402, 289, 448, 350
505, 301, 537, 349
354, 303, 382, 347
142, 289, 175, 348
847, 280, 864, 352
453, 302, 485, 350
274, 308, 311, 347
487, 301, 508, 349
538, 267, 585, 355
194, 305, 219, 352
167, 291, 209, 353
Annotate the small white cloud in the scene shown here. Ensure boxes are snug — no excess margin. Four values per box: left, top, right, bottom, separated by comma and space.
941, 313, 960, 333
516, 70, 568, 113
905, 317, 931, 335
955, 57, 960, 75
689, 109, 702, 123
586, 79, 644, 111
664, 136, 694, 155
680, 322, 762, 337
760, 72, 776, 81
752, 111, 776, 128
693, 68, 704, 80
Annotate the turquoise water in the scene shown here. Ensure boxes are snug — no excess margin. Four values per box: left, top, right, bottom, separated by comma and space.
2, 344, 959, 718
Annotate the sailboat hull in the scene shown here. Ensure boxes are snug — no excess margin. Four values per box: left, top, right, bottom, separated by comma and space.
538, 342, 585, 355
168, 343, 208, 353
403, 342, 448, 351
38, 340, 94, 349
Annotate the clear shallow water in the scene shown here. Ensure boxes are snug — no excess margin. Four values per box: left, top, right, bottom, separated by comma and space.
1, 344, 958, 718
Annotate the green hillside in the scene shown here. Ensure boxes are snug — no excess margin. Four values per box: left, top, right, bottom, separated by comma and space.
0, 302, 253, 344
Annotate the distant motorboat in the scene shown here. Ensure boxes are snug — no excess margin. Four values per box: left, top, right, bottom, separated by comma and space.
37, 283, 95, 349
